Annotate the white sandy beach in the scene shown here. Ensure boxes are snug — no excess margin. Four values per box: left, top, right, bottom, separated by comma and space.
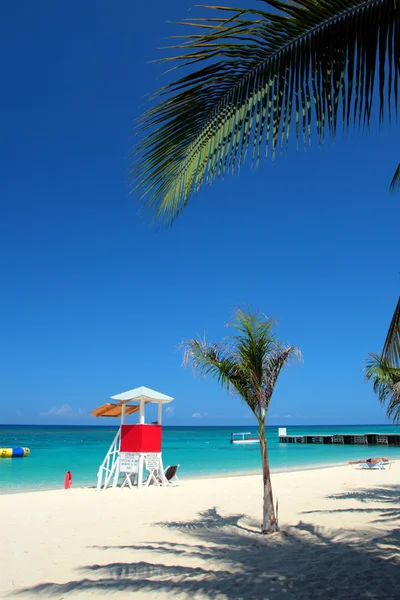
0, 464, 399, 599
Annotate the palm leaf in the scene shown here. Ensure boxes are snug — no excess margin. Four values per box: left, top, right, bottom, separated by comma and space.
389, 162, 400, 193
229, 306, 276, 391
133, 0, 400, 225
365, 352, 400, 422
382, 296, 400, 368
263, 345, 301, 400
181, 335, 259, 411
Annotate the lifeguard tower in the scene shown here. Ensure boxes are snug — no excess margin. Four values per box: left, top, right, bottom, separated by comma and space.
91, 386, 174, 491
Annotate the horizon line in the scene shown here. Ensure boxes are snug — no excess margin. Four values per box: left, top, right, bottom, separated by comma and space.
0, 422, 394, 428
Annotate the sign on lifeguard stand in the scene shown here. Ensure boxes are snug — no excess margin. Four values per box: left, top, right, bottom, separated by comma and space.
91, 386, 174, 491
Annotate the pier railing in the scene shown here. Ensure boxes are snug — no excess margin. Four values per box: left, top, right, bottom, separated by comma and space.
278, 433, 400, 446
96, 428, 121, 491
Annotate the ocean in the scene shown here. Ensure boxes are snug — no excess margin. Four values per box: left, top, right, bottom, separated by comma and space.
1, 424, 399, 493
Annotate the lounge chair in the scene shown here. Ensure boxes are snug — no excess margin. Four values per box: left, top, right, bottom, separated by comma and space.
351, 461, 391, 470
163, 464, 180, 486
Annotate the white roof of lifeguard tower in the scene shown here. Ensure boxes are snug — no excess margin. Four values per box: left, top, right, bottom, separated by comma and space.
111, 386, 174, 404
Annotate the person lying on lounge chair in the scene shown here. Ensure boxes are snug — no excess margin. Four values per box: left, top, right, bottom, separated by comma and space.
348, 457, 389, 466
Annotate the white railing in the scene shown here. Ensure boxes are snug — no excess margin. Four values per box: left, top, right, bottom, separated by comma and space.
96, 428, 121, 491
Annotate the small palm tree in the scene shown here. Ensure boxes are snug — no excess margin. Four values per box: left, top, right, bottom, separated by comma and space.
366, 297, 400, 422
134, 0, 400, 226
182, 307, 300, 534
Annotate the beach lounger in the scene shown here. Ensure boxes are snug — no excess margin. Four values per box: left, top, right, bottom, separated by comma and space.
164, 464, 180, 486
351, 461, 392, 470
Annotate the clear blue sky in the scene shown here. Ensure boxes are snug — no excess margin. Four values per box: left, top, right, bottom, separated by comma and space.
0, 1, 399, 427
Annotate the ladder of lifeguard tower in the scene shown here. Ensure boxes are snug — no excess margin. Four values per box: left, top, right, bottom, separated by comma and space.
96, 428, 121, 491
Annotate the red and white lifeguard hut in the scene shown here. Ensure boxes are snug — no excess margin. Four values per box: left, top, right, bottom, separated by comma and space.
91, 386, 174, 490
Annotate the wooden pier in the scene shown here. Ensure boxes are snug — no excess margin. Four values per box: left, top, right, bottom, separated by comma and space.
278, 433, 400, 446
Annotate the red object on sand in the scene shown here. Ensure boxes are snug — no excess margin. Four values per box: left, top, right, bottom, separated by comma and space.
64, 470, 72, 489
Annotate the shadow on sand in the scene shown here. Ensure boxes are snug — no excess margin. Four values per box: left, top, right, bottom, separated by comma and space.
15, 496, 400, 599
302, 484, 400, 523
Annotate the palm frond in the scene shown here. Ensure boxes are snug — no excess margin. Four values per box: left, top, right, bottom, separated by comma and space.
182, 337, 233, 389
365, 352, 400, 422
229, 306, 276, 392
263, 345, 302, 401
181, 336, 254, 404
133, 0, 400, 225
389, 162, 400, 193
382, 296, 400, 368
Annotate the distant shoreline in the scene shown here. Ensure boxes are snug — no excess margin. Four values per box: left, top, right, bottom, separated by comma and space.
1, 459, 397, 497
0, 422, 395, 428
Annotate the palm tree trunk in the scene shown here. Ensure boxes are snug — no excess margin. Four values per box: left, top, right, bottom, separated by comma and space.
259, 422, 278, 534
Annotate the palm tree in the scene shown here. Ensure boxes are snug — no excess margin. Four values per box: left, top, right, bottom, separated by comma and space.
134, 0, 400, 226
182, 307, 300, 534
365, 297, 400, 422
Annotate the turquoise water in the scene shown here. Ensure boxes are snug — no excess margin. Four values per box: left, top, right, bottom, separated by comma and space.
1, 424, 399, 493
